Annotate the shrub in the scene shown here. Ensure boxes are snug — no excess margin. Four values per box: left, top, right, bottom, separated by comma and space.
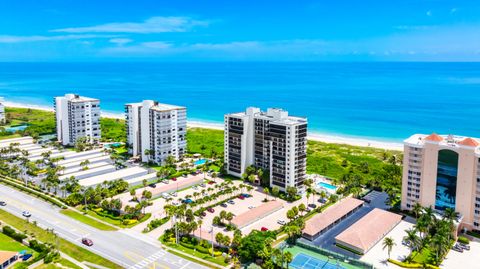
122, 219, 137, 225
458, 236, 469, 244
2, 226, 27, 242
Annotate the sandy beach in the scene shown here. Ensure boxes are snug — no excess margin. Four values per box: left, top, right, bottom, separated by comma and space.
5, 101, 403, 151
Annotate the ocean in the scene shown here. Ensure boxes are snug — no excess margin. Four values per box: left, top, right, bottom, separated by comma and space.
0, 62, 479, 143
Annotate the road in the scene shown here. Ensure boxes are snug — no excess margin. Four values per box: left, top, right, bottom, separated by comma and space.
0, 184, 208, 269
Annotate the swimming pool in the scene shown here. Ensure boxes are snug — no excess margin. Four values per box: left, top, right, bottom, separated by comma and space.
5, 125, 28, 132
194, 159, 208, 166
317, 182, 337, 190
104, 143, 122, 148
290, 253, 344, 269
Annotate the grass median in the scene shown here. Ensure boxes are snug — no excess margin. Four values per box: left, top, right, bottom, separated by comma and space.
60, 209, 117, 231
0, 209, 122, 269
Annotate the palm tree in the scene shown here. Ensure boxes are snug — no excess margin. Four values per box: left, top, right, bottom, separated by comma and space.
382, 237, 395, 259
403, 228, 420, 256
284, 251, 293, 269
412, 202, 422, 219
263, 188, 270, 201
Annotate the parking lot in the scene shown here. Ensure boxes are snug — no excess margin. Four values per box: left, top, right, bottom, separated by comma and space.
311, 191, 389, 258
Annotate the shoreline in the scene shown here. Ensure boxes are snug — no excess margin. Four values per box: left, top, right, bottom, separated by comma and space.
4, 101, 403, 151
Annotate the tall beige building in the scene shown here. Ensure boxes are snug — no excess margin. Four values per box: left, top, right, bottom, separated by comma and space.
402, 133, 480, 231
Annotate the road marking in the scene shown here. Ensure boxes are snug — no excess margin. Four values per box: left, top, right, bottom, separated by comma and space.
128, 251, 166, 269
179, 261, 191, 269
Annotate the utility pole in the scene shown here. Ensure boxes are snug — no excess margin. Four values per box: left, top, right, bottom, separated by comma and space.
210, 226, 214, 257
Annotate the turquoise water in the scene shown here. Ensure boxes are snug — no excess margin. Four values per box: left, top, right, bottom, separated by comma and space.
317, 182, 337, 190
104, 142, 122, 148
194, 159, 207, 166
1, 62, 479, 142
5, 125, 28, 132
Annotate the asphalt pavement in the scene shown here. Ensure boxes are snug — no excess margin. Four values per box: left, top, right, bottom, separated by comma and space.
0, 184, 207, 269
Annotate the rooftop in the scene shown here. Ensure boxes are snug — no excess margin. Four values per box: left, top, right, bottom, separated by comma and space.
126, 100, 185, 111
404, 133, 480, 151
0, 251, 18, 264
303, 197, 364, 237
231, 200, 283, 228
226, 107, 307, 125
59, 93, 99, 103
335, 208, 402, 254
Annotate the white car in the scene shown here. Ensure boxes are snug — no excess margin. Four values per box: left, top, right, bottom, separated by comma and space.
248, 206, 255, 209
277, 220, 286, 225
22, 211, 31, 218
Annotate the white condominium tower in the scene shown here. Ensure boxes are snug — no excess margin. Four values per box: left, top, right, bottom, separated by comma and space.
54, 94, 101, 146
125, 100, 187, 164
224, 107, 308, 191
0, 97, 5, 124
402, 133, 480, 231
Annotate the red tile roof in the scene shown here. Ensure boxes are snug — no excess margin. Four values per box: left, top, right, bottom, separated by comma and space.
303, 197, 364, 237
0, 251, 18, 264
335, 208, 402, 254
231, 200, 283, 228
424, 133, 443, 142
458, 137, 479, 147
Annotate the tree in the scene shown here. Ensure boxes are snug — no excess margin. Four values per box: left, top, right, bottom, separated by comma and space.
412, 202, 422, 219
271, 186, 279, 200
284, 251, 293, 269
382, 237, 395, 259
298, 203, 306, 215
286, 186, 298, 200
263, 188, 270, 201
238, 230, 275, 263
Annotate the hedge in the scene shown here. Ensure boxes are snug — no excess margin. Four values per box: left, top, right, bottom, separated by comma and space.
388, 259, 440, 269
2, 225, 27, 242
0, 176, 67, 209
457, 236, 470, 244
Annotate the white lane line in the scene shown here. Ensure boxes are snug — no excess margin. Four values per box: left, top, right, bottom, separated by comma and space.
179, 261, 191, 269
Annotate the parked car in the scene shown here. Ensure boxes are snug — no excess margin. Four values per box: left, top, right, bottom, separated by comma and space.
458, 243, 470, 250
452, 245, 463, 252
0, 201, 6, 206
220, 203, 228, 208
148, 183, 156, 188
248, 206, 255, 209
208, 181, 215, 185
22, 211, 31, 218
171, 177, 177, 181
207, 208, 215, 213
201, 212, 207, 217
192, 185, 198, 190
170, 192, 177, 197
172, 201, 179, 206
308, 204, 317, 208
261, 227, 269, 231
277, 220, 286, 225
82, 238, 93, 246
200, 183, 206, 187
227, 200, 235, 205
238, 195, 245, 200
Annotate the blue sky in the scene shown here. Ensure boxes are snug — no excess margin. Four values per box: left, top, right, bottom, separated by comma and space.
0, 0, 479, 61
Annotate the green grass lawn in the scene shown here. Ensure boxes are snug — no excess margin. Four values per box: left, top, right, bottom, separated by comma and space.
412, 247, 434, 264
60, 209, 118, 231
0, 232, 33, 252
0, 133, 22, 140
186, 128, 224, 158
35, 259, 83, 269
0, 209, 122, 269
164, 242, 228, 267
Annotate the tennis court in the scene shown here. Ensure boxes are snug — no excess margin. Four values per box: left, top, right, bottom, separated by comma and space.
290, 253, 345, 269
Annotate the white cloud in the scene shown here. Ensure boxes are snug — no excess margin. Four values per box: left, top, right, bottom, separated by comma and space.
51, 16, 209, 34
109, 38, 133, 45
0, 34, 114, 43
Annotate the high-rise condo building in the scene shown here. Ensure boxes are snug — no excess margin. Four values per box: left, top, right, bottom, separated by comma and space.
402, 133, 480, 231
54, 94, 101, 146
0, 97, 5, 125
224, 107, 307, 191
125, 100, 187, 164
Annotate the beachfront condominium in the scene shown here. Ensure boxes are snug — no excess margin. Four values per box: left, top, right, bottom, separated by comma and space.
125, 100, 187, 164
54, 94, 101, 146
0, 97, 5, 125
224, 107, 307, 191
401, 133, 480, 231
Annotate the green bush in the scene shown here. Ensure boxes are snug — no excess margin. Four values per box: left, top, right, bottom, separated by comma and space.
458, 236, 469, 244
2, 225, 27, 242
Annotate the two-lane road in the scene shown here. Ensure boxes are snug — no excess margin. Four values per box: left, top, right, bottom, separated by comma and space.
0, 185, 207, 269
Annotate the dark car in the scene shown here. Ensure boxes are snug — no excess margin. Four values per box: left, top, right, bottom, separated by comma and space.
227, 200, 235, 205
171, 177, 177, 181
201, 212, 207, 217
0, 201, 6, 206
238, 195, 245, 200
148, 183, 156, 188
308, 204, 317, 208
207, 208, 215, 213
82, 238, 93, 246
261, 227, 269, 232
220, 203, 228, 208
